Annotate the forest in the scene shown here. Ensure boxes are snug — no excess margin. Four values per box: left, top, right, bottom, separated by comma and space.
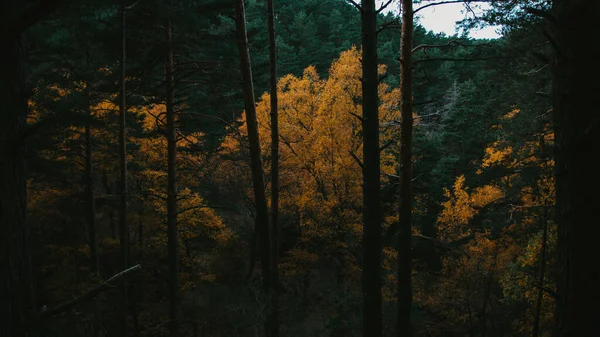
1, 0, 599, 336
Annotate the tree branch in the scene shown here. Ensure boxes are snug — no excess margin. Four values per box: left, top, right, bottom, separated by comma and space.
415, 55, 521, 64
377, 0, 395, 13
412, 40, 495, 54
345, 0, 363, 11
40, 264, 142, 318
413, 0, 487, 15
349, 150, 364, 170
349, 111, 363, 122
525, 7, 556, 25
531, 282, 558, 299
379, 140, 395, 152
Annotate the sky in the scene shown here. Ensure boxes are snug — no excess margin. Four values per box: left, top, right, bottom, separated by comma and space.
379, 1, 502, 39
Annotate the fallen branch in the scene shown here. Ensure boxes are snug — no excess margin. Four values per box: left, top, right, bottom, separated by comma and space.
40, 264, 142, 318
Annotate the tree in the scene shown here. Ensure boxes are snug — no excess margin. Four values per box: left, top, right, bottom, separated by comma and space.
266, 0, 280, 336
356, 0, 384, 335
235, 0, 271, 296
398, 0, 414, 335
165, 18, 181, 337
80, 48, 100, 276
550, 1, 600, 335
118, 0, 130, 335
1, 3, 30, 336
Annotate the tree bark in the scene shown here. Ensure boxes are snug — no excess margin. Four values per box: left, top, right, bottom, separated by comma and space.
266, 0, 280, 336
84, 73, 99, 276
165, 19, 181, 337
0, 4, 29, 335
532, 202, 548, 337
360, 1, 383, 336
398, 0, 414, 336
119, 1, 130, 336
551, 1, 600, 336
234, 0, 271, 291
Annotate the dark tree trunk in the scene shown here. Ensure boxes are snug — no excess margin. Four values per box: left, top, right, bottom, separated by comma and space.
0, 6, 29, 335
532, 204, 548, 337
267, 0, 280, 336
84, 75, 99, 276
138, 206, 144, 246
360, 1, 383, 336
165, 19, 181, 337
119, 1, 130, 336
551, 1, 600, 336
398, 0, 414, 336
234, 0, 271, 290
101, 171, 117, 239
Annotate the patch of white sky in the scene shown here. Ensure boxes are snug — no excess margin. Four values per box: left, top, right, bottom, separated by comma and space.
377, 0, 502, 39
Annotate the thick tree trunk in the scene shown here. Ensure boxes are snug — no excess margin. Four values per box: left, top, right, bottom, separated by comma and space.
551, 1, 600, 336
0, 6, 29, 335
165, 19, 181, 337
360, 1, 383, 336
266, 0, 280, 336
398, 0, 414, 336
118, 1, 130, 336
234, 0, 271, 290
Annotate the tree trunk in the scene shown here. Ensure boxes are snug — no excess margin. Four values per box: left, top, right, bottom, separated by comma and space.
0, 5, 29, 335
551, 1, 600, 336
360, 1, 383, 336
119, 1, 130, 336
234, 0, 271, 290
266, 0, 280, 336
532, 203, 548, 337
165, 19, 181, 337
84, 73, 99, 276
398, 0, 414, 336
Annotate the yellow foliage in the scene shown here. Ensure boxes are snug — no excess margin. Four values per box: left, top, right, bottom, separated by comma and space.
438, 175, 503, 243
481, 141, 513, 168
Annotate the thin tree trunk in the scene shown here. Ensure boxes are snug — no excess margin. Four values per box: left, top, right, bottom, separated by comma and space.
118, 1, 130, 335
138, 206, 144, 247
360, 1, 383, 336
165, 19, 181, 337
101, 171, 117, 239
398, 0, 414, 336
551, 1, 600, 336
234, 0, 271, 291
266, 0, 280, 336
532, 203, 548, 337
84, 63, 99, 275
0, 7, 28, 335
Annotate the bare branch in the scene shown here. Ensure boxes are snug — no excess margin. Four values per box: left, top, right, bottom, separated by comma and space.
380, 140, 395, 152
125, 0, 142, 10
412, 40, 495, 54
535, 91, 550, 98
413, 0, 487, 15
377, 0, 394, 13
41, 265, 142, 318
349, 150, 364, 170
349, 111, 363, 122
415, 55, 521, 64
346, 0, 363, 11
